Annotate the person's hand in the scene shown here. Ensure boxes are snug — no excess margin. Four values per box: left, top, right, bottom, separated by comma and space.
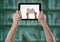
38, 11, 46, 25
12, 10, 21, 24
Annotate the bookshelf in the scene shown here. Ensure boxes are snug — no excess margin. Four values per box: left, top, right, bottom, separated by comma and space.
0, 0, 60, 42
48, 0, 60, 9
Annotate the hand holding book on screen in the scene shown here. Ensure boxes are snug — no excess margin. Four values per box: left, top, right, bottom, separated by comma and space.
26, 8, 37, 19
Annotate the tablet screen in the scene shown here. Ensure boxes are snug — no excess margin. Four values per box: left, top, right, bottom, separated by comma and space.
18, 3, 41, 19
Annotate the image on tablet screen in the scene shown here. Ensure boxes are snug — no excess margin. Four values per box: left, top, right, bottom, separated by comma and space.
20, 4, 39, 19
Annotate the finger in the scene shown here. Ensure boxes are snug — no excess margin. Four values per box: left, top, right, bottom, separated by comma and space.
18, 10, 21, 14
40, 11, 43, 14
18, 10, 21, 15
44, 14, 46, 21
39, 11, 41, 14
41, 11, 43, 13
39, 11, 43, 15
18, 10, 22, 19
18, 10, 21, 16
16, 10, 19, 14
39, 11, 42, 17
16, 10, 21, 16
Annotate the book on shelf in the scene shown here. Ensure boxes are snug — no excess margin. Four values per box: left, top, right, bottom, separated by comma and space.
0, 0, 4, 9
13, 0, 26, 8
20, 20, 26, 25
48, 12, 60, 25
14, 30, 20, 41
48, 0, 51, 9
40, 30, 46, 41
14, 35, 19, 41
13, 0, 18, 9
48, 14, 52, 25
4, 0, 17, 9
4, 17, 8, 25
4, 12, 13, 25
55, 0, 60, 9
21, 0, 25, 3
19, 31, 23, 41
4, 0, 13, 9
56, 31, 60, 40
0, 30, 2, 40
31, 0, 38, 3
48, 0, 60, 9
23, 31, 37, 41
26, 20, 31, 26
4, 29, 10, 40
4, 31, 7, 40
55, 13, 60, 25
19, 20, 39, 26
8, 18, 13, 25
0, 31, 1, 40
4, 16, 12, 25
0, 14, 3, 25
41, 0, 47, 9
34, 31, 40, 41
25, 0, 31, 3
53, 29, 60, 41
48, 0, 55, 9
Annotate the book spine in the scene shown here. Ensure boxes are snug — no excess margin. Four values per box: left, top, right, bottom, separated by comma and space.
48, 0, 52, 9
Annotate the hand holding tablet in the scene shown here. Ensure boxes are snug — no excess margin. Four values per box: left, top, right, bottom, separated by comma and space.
18, 3, 41, 20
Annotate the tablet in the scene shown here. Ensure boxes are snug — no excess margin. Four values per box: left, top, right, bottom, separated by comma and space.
18, 3, 41, 20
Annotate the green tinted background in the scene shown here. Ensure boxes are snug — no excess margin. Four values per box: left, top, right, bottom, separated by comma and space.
0, 0, 60, 42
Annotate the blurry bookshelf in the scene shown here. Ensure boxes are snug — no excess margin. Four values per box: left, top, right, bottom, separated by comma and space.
40, 30, 46, 41
0, 30, 2, 41
48, 0, 60, 9
0, 0, 60, 42
0, 14, 3, 25
48, 11, 60, 25
52, 28, 60, 41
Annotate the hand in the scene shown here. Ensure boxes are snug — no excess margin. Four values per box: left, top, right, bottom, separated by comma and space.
12, 10, 21, 24
38, 11, 46, 25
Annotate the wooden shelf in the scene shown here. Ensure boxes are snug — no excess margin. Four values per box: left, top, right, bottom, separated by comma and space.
1, 24, 60, 28
0, 8, 60, 11
48, 9, 60, 11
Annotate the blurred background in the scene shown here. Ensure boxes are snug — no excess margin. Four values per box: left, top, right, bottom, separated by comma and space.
0, 0, 60, 42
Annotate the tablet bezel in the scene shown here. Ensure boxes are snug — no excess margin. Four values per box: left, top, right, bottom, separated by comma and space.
18, 3, 41, 20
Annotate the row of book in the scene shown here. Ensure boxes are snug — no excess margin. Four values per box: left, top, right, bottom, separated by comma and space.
0, 11, 60, 25
0, 14, 3, 25
0, 31, 1, 40
3, 18, 60, 25
3, 11, 40, 25
0, 30, 3, 41
52, 28, 60, 41
19, 20, 40, 26
48, 0, 60, 9
0, 27, 60, 41
5, 28, 60, 41
48, 12, 60, 25
3, 14, 60, 25
4, 0, 41, 9
14, 28, 41, 41
4, 19, 40, 25
4, 13, 13, 25
4, 0, 60, 9
15, 28, 60, 41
